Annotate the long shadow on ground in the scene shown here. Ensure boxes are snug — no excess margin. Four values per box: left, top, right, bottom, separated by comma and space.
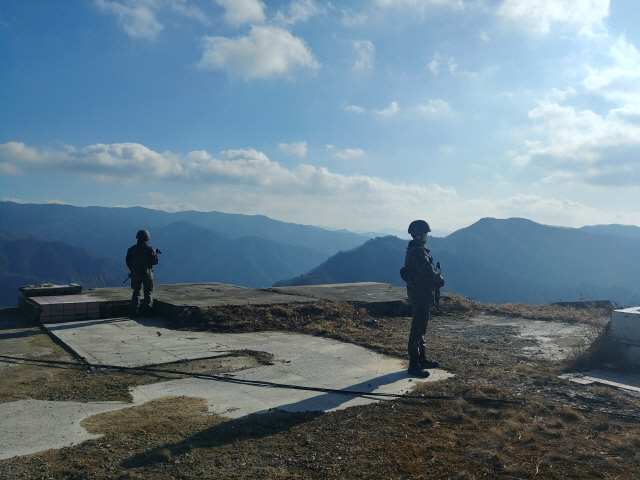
122, 371, 411, 468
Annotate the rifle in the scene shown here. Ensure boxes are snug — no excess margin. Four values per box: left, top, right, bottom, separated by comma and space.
435, 261, 442, 309
123, 248, 162, 283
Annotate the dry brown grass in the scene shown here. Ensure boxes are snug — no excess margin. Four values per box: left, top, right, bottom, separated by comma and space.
2, 294, 639, 479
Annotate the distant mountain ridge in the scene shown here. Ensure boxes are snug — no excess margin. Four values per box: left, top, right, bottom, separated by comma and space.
275, 218, 640, 305
0, 202, 368, 259
0, 230, 124, 308
3, 202, 640, 307
0, 202, 367, 306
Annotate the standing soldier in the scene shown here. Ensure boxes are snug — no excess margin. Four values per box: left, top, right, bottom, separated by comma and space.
126, 229, 159, 317
402, 220, 445, 377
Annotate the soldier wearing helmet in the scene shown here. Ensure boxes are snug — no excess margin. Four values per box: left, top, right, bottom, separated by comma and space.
402, 220, 445, 377
126, 229, 159, 317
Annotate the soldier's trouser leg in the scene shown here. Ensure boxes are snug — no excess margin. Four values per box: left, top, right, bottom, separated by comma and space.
130, 276, 142, 309
141, 278, 154, 312
408, 302, 430, 357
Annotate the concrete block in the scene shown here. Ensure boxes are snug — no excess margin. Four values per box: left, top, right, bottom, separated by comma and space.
49, 303, 64, 315
611, 308, 640, 366
63, 303, 76, 314
611, 307, 640, 344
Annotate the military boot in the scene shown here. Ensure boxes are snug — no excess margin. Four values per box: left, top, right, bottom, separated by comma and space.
419, 353, 439, 369
408, 356, 430, 378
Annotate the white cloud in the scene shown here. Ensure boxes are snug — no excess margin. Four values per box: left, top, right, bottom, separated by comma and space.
95, 0, 164, 40
0, 141, 457, 230
334, 148, 365, 160
138, 192, 199, 212
498, 0, 610, 36
353, 40, 375, 70
376, 0, 465, 11
341, 8, 367, 26
348, 99, 453, 118
428, 53, 457, 75
95, 0, 210, 39
375, 101, 400, 116
413, 99, 454, 116
214, 0, 266, 27
344, 105, 366, 114
278, 141, 308, 157
274, 0, 320, 26
512, 35, 640, 186
197, 26, 320, 79
582, 36, 640, 106
511, 101, 640, 184
170, 0, 210, 25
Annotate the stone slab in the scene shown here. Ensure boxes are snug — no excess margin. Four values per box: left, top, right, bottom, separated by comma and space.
84, 283, 319, 308
559, 370, 640, 394
268, 282, 407, 303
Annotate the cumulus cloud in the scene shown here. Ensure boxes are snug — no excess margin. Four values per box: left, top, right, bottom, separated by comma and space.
334, 148, 365, 160
352, 40, 375, 70
582, 36, 640, 106
197, 26, 320, 79
498, 0, 610, 36
344, 105, 366, 114
512, 35, 640, 186
428, 53, 457, 75
511, 101, 640, 184
138, 192, 200, 212
349, 99, 453, 118
0, 141, 459, 229
413, 99, 454, 116
376, 0, 465, 11
341, 8, 367, 26
274, 0, 320, 26
375, 101, 400, 116
95, 0, 164, 40
95, 0, 210, 40
214, 0, 266, 27
278, 141, 308, 157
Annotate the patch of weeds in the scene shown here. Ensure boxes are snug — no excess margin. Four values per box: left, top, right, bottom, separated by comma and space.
555, 406, 583, 423
566, 326, 633, 371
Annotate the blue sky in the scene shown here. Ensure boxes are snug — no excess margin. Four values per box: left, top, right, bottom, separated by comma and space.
1, 0, 639, 236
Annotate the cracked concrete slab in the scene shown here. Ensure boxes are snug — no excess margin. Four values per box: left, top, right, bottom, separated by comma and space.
1, 316, 453, 460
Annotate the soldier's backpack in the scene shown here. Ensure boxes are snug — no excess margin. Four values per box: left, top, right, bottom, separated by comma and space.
400, 266, 409, 282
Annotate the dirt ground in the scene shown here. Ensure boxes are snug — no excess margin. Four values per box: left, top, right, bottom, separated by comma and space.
1, 295, 640, 479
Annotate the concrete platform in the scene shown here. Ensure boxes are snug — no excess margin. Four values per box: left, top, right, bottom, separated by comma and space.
268, 282, 409, 316
81, 282, 409, 320
1, 315, 451, 459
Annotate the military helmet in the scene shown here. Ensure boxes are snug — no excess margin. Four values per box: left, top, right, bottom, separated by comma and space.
408, 220, 431, 236
136, 229, 150, 241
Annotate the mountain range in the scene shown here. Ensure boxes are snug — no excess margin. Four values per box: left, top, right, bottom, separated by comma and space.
0, 201, 368, 306
276, 217, 640, 306
2, 201, 640, 308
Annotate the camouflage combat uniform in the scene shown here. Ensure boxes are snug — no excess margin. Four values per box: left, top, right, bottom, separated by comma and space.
404, 239, 444, 358
126, 240, 159, 314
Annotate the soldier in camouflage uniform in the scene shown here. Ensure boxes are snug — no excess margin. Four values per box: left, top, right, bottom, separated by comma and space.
126, 229, 159, 317
403, 220, 445, 377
